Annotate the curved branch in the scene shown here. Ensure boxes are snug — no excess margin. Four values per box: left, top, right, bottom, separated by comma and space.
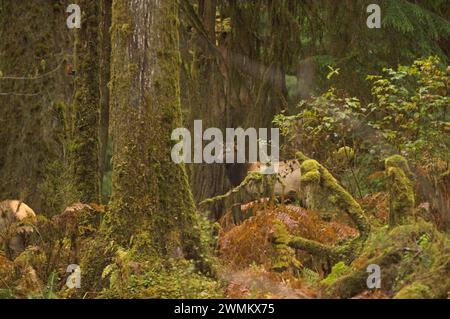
199, 172, 263, 206
0, 59, 64, 81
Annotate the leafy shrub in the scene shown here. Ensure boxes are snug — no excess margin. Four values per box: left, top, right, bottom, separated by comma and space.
366, 56, 449, 164
273, 88, 365, 163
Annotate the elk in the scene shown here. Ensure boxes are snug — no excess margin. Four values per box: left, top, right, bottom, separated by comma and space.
219, 159, 303, 224
247, 159, 301, 200
0, 200, 36, 259
219, 139, 301, 200
199, 142, 303, 222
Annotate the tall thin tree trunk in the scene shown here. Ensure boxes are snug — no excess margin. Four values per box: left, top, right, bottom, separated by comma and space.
70, 0, 101, 203
98, 0, 112, 202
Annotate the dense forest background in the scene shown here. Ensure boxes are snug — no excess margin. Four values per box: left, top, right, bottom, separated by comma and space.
0, 0, 449, 299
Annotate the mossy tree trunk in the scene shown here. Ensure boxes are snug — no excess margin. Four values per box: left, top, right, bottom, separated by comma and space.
98, 0, 112, 201
384, 155, 415, 227
0, 0, 74, 215
70, 0, 101, 203
107, 0, 209, 269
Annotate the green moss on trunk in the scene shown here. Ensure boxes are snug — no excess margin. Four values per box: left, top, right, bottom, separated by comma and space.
385, 155, 415, 227
105, 0, 211, 273
98, 0, 112, 201
70, 0, 101, 203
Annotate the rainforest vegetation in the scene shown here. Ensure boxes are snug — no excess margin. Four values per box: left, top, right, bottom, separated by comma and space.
0, 0, 449, 299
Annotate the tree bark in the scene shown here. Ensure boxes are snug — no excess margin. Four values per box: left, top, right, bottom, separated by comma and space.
98, 0, 112, 202
70, 0, 101, 203
180, 0, 232, 219
107, 0, 209, 268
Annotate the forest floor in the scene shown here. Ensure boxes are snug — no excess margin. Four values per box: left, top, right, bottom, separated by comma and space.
215, 194, 449, 299
0, 192, 448, 299
216, 201, 357, 298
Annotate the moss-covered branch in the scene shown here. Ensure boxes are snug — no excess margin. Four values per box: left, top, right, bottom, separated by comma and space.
199, 171, 264, 207
269, 152, 371, 264
296, 151, 370, 239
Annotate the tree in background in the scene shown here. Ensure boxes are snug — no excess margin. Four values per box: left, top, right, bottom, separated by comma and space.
0, 1, 74, 215
180, 0, 297, 217
297, 0, 450, 99
178, 0, 449, 218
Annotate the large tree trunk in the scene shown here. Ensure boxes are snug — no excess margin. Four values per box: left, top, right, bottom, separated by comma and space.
106, 0, 208, 267
70, 0, 101, 203
0, 0, 74, 215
